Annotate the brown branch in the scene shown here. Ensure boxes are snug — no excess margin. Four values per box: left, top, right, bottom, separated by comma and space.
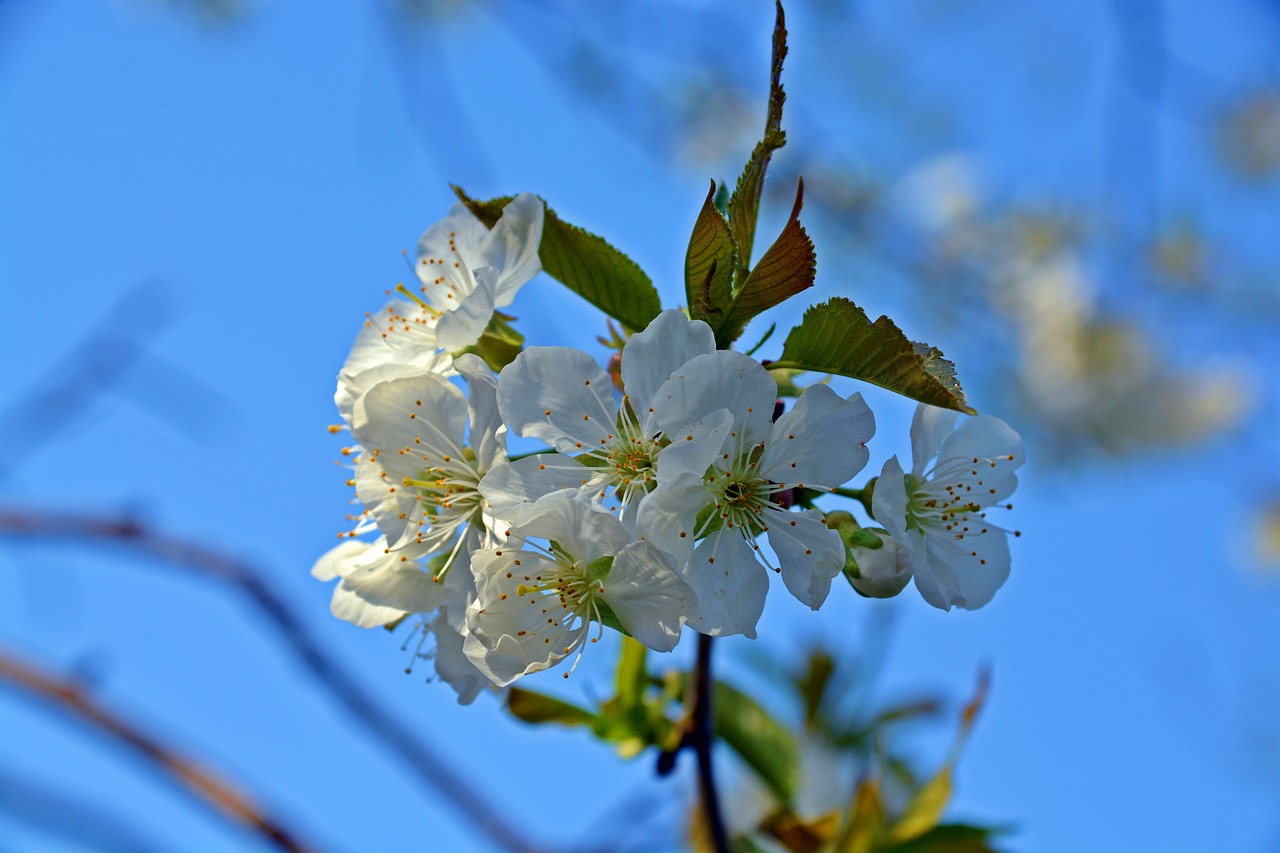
0, 507, 548, 853
691, 634, 730, 853
0, 647, 319, 853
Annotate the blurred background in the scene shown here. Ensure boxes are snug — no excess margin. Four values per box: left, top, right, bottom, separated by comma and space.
1, 1, 1277, 851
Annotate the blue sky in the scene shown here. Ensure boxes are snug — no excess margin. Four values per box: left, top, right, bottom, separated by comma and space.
1, 2, 1278, 852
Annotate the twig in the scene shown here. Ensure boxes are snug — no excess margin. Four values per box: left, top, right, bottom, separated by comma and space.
0, 507, 547, 853
691, 634, 730, 853
0, 648, 319, 853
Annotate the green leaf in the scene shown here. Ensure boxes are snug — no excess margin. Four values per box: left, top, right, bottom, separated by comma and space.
614, 636, 649, 711
879, 824, 1006, 853
883, 767, 952, 845
453, 186, 662, 333
713, 681, 800, 805
836, 776, 884, 853
461, 312, 524, 371
506, 687, 599, 728
796, 650, 835, 728
727, 0, 789, 281
685, 180, 737, 328
770, 298, 974, 414
721, 177, 815, 344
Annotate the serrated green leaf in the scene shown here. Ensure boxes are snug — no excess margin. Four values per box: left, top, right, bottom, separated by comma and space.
770, 298, 974, 414
453, 186, 662, 332
728, 1, 789, 281
714, 681, 799, 805
723, 178, 815, 343
506, 687, 599, 728
686, 180, 737, 327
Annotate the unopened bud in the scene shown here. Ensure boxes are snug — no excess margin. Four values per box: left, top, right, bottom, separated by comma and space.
845, 529, 912, 599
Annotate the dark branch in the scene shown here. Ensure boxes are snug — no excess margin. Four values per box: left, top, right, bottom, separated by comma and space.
0, 507, 549, 853
691, 634, 730, 853
0, 648, 320, 853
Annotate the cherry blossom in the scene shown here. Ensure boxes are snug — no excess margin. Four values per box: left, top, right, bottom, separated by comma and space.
872, 404, 1024, 610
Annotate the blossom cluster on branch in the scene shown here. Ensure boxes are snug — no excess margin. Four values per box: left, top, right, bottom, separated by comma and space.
312, 192, 1024, 703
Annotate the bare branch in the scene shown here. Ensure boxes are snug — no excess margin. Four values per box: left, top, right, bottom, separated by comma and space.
0, 507, 550, 853
0, 647, 320, 853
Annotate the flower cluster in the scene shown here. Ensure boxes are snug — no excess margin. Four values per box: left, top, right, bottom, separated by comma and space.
314, 195, 1025, 702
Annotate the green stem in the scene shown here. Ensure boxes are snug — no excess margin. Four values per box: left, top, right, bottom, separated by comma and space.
830, 484, 875, 518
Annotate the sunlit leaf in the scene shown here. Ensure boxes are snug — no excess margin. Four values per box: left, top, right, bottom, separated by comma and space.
719, 177, 815, 346
714, 681, 800, 805
884, 767, 952, 845
614, 636, 649, 711
879, 824, 1007, 853
770, 298, 974, 414
453, 186, 662, 332
686, 180, 737, 328
836, 776, 884, 853
760, 808, 841, 853
506, 687, 599, 728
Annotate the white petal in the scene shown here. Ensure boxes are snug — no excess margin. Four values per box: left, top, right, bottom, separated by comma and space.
431, 610, 489, 705
764, 507, 845, 610
351, 372, 469, 465
434, 267, 498, 351
920, 529, 1011, 611
511, 491, 630, 564
354, 453, 420, 548
910, 404, 961, 477
602, 541, 694, 652
480, 192, 544, 305
637, 473, 715, 566
651, 351, 776, 445
329, 585, 408, 628
417, 202, 490, 271
453, 353, 506, 471
938, 414, 1025, 471
498, 347, 615, 452
336, 362, 425, 428
761, 386, 875, 488
654, 409, 734, 483
311, 539, 371, 582
480, 455, 600, 526
340, 300, 453, 380
871, 456, 910, 542
339, 558, 445, 615
620, 309, 716, 411
681, 529, 769, 638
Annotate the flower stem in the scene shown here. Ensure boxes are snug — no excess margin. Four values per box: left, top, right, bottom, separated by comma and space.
692, 633, 730, 853
832, 484, 874, 517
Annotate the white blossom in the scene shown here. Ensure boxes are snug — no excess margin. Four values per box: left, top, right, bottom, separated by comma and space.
338, 192, 544, 380
481, 310, 730, 528
639, 351, 876, 637
349, 354, 507, 571
464, 491, 694, 686
872, 403, 1024, 610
